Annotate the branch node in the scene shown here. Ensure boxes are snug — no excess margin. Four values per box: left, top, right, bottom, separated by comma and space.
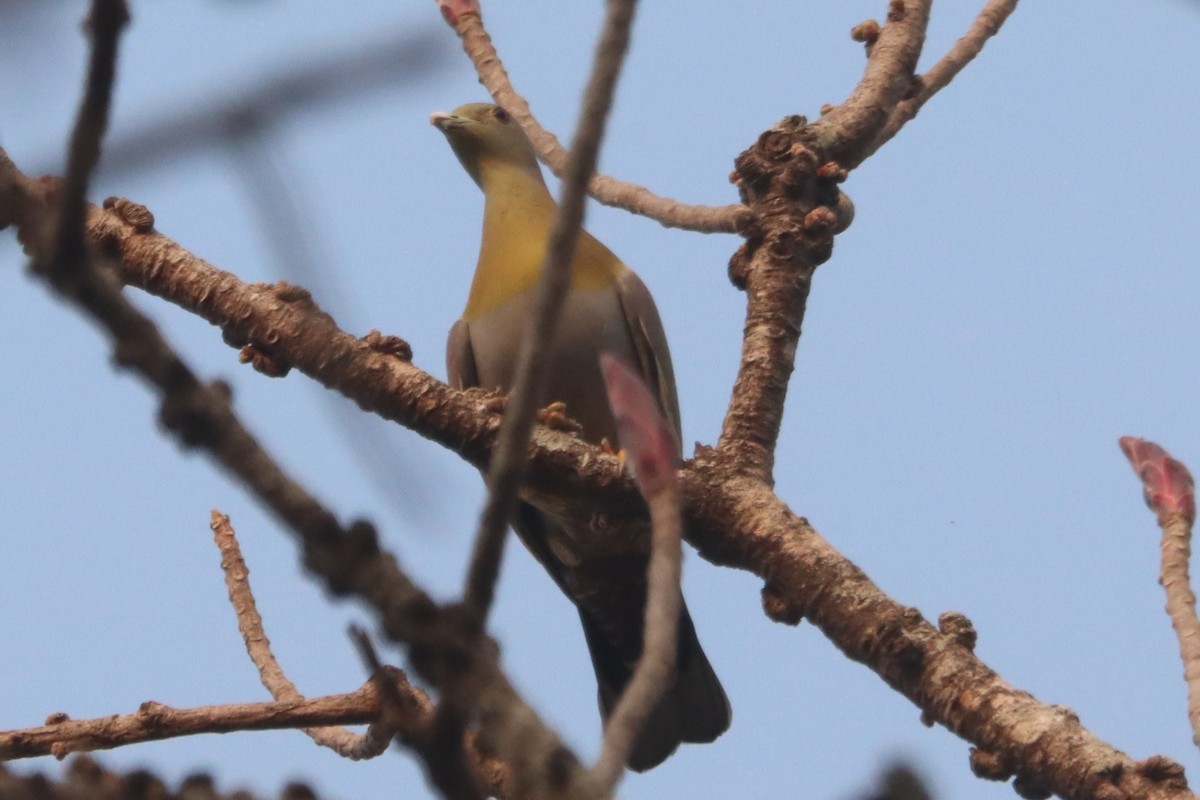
802, 206, 839, 234
536, 401, 583, 436
1135, 755, 1189, 788
269, 281, 315, 306
851, 19, 882, 46
815, 161, 848, 183
362, 329, 413, 362
43, 712, 70, 725
1011, 773, 1052, 800
761, 581, 804, 625
102, 196, 154, 232
968, 747, 1014, 782
239, 344, 291, 377
937, 610, 977, 651
137, 701, 170, 722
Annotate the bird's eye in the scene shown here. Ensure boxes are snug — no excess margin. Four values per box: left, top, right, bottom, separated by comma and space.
492, 107, 511, 124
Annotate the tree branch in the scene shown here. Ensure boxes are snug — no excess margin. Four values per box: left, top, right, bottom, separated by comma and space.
590, 354, 683, 791
437, 1, 748, 234
1, 1, 1181, 792
4, 154, 1196, 798
2, 17, 601, 792
0, 685, 382, 761
1120, 437, 1200, 753
813, 0, 931, 169
865, 0, 1022, 160
211, 511, 392, 760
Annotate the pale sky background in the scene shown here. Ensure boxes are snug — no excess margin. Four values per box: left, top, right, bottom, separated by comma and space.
3, 2, 1200, 799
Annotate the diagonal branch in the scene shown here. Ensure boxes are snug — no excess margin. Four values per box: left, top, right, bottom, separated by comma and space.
864, 0, 1021, 160
4, 159, 1196, 798
813, 0, 931, 169
2, 7, 600, 791
43, 0, 128, 284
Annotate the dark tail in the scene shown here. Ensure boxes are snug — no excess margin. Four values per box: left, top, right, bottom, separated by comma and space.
581, 601, 731, 772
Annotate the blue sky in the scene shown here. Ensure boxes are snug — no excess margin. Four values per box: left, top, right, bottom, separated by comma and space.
3, 2, 1200, 798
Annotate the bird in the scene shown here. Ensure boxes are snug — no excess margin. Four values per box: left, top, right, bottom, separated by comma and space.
431, 102, 731, 771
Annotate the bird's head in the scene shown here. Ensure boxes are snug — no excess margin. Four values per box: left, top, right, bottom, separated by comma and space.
430, 103, 543, 189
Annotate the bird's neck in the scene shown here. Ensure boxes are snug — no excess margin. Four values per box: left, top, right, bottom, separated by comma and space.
464, 162, 622, 320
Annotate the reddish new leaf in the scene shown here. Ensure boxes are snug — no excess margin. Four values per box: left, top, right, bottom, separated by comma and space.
1119, 436, 1196, 525
436, 0, 480, 26
599, 352, 679, 499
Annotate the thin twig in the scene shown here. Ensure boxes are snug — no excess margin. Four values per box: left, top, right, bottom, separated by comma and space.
440, 3, 746, 233
591, 354, 683, 790
864, 0, 1021, 160
0, 685, 382, 761
1163, 512, 1200, 752
44, 0, 128, 282
1119, 437, 1200, 751
212, 511, 392, 760
461, 0, 641, 624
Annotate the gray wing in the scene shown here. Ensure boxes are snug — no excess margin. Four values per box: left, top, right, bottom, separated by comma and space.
446, 317, 480, 390
613, 269, 683, 451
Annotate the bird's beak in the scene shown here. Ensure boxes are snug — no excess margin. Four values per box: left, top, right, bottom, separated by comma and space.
430, 111, 464, 132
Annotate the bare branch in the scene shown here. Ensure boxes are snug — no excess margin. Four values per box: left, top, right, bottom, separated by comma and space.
0, 685, 381, 761
462, 0, 641, 624
3, 151, 1189, 797
717, 122, 850, 479
713, 2, 929, 476
1120, 437, 1200, 753
591, 354, 683, 790
865, 0, 1021, 159
212, 511, 392, 760
43, 0, 128, 283
5, 118, 599, 800
813, 0, 931, 169
439, 2, 747, 233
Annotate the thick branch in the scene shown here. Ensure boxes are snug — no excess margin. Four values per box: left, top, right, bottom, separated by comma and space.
3, 148, 1191, 797
683, 456, 1195, 800
717, 120, 849, 479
